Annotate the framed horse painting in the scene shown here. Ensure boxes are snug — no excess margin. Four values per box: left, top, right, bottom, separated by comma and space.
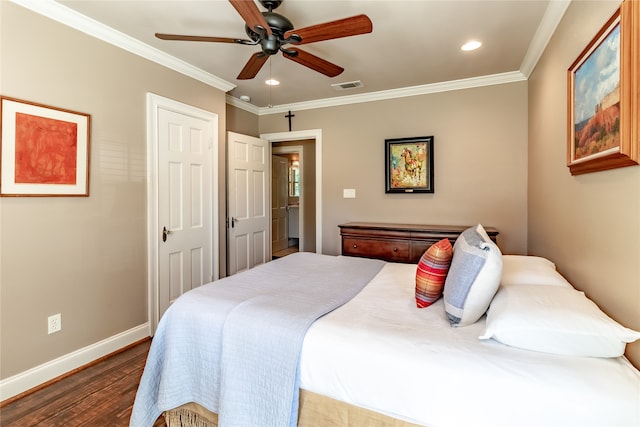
385, 136, 434, 193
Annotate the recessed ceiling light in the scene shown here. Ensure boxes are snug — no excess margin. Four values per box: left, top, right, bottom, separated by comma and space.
461, 41, 482, 51
265, 79, 280, 86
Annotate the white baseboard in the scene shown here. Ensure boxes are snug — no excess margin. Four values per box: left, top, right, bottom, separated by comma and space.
0, 323, 150, 402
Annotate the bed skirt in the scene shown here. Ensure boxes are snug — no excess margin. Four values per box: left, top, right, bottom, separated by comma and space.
164, 389, 425, 427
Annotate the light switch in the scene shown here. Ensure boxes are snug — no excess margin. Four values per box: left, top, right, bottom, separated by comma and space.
343, 188, 356, 198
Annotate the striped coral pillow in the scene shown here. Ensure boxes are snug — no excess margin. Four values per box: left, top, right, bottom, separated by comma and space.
415, 238, 453, 308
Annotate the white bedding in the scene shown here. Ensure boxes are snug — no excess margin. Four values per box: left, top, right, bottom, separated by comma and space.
300, 262, 640, 427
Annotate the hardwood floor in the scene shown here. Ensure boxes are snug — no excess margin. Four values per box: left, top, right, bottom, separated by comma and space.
0, 338, 165, 427
272, 245, 299, 259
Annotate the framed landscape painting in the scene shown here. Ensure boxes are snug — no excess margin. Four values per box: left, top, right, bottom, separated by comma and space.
1, 96, 91, 196
385, 136, 434, 193
567, 0, 639, 175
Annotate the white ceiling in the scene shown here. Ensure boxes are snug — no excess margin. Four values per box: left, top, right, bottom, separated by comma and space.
37, 0, 569, 111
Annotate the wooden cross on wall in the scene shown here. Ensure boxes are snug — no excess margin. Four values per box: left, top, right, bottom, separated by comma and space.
285, 110, 295, 131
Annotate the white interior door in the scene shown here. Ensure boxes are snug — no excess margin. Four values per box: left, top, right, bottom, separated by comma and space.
272, 155, 289, 253
156, 104, 215, 320
227, 131, 269, 275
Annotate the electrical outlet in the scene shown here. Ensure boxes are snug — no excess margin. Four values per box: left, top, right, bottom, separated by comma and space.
48, 313, 61, 334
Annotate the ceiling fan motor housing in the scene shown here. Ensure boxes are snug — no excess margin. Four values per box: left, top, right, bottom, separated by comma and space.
156, 0, 372, 80
245, 11, 296, 55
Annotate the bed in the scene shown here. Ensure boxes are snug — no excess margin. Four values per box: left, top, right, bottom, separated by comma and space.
130, 225, 640, 427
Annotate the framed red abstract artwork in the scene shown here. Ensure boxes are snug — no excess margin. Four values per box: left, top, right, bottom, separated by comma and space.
1, 96, 91, 196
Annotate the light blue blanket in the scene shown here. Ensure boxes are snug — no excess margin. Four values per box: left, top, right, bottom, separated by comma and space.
130, 253, 384, 427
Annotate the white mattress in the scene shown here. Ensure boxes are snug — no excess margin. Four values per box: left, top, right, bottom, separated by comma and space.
299, 262, 640, 427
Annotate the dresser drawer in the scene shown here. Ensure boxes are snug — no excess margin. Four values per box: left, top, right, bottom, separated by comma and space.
410, 239, 444, 261
342, 238, 411, 262
338, 222, 499, 264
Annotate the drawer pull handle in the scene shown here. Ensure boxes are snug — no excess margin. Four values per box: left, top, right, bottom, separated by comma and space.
393, 247, 398, 252
352, 244, 358, 248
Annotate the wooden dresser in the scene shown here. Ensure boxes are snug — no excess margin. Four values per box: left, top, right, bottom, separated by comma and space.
338, 222, 498, 264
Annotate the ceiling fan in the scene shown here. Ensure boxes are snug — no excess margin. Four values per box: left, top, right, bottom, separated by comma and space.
155, 0, 373, 80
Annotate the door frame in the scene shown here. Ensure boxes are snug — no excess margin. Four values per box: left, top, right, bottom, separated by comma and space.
272, 145, 304, 252
146, 93, 219, 334
261, 129, 322, 254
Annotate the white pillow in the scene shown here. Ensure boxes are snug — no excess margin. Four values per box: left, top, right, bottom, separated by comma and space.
501, 255, 573, 288
443, 224, 503, 327
480, 285, 640, 357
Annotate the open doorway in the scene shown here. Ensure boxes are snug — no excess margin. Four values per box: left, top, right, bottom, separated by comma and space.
262, 129, 322, 255
272, 146, 303, 259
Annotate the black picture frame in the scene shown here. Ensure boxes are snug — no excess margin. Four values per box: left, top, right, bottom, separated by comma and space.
385, 136, 434, 193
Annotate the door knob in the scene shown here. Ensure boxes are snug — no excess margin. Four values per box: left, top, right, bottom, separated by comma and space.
162, 226, 171, 242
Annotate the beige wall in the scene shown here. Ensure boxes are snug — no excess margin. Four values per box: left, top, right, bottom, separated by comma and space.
528, 0, 640, 366
0, 3, 228, 378
227, 104, 260, 137
260, 83, 529, 256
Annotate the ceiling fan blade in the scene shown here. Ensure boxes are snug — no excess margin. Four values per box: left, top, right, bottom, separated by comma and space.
237, 52, 269, 80
155, 33, 247, 43
284, 14, 372, 45
283, 48, 344, 78
229, 0, 272, 36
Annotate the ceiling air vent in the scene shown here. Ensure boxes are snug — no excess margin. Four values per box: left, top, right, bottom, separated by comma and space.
331, 80, 364, 91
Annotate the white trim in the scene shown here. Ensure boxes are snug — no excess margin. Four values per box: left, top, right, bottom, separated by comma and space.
226, 95, 261, 115
261, 130, 323, 254
147, 93, 219, 333
520, 0, 571, 77
226, 0, 570, 113
251, 71, 527, 115
8, 0, 235, 93
0, 324, 149, 402
10, 0, 566, 113
146, 94, 159, 337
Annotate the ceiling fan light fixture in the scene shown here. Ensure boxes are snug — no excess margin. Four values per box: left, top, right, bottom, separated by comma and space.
461, 40, 482, 51
265, 78, 280, 86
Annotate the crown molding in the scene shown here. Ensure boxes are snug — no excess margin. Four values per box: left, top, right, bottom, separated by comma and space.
520, 0, 571, 77
226, 95, 261, 115
253, 71, 527, 115
228, 0, 569, 114
11, 0, 566, 114
9, 0, 236, 93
